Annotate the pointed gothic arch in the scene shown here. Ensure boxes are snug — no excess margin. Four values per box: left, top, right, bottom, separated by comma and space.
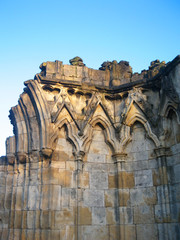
123, 105, 160, 147
51, 117, 79, 153
82, 114, 116, 154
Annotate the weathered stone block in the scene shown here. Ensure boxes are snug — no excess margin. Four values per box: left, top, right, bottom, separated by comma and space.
84, 162, 108, 172
14, 210, 22, 229
134, 205, 155, 224
61, 188, 77, 208
170, 183, 180, 202
134, 150, 149, 161
54, 209, 74, 228
50, 185, 61, 210
158, 223, 180, 240
0, 210, 9, 229
49, 230, 61, 239
28, 185, 39, 210
79, 172, 89, 188
172, 164, 180, 183
84, 189, 104, 207
51, 161, 66, 169
15, 187, 23, 210
41, 185, 50, 210
4, 188, 12, 209
34, 230, 41, 240
130, 187, 157, 206
153, 169, 161, 186
118, 172, 135, 189
155, 204, 171, 223
119, 189, 130, 206
136, 224, 158, 240
0, 172, 6, 187
108, 174, 117, 188
28, 169, 39, 185
105, 189, 130, 207
110, 225, 136, 240
80, 226, 109, 240
1, 229, 9, 240
90, 171, 108, 189
27, 210, 35, 229
157, 185, 170, 204
13, 229, 21, 240
78, 206, 92, 225
92, 207, 106, 225
135, 169, 153, 187
66, 161, 76, 171
40, 210, 50, 229
171, 143, 180, 155
22, 210, 27, 229
50, 168, 73, 187
87, 153, 106, 163
61, 188, 70, 208
106, 207, 117, 224
105, 189, 118, 207
42, 167, 51, 184
119, 207, 133, 224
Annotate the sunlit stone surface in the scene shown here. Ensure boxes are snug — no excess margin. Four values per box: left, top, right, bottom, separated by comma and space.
0, 55, 180, 239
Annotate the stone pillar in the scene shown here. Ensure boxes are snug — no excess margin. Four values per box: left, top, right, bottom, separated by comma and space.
113, 152, 127, 172
8, 160, 19, 239
39, 148, 52, 239
74, 151, 85, 240
154, 147, 172, 240
112, 152, 127, 240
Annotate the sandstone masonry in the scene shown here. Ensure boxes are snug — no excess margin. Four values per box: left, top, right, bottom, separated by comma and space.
0, 55, 180, 239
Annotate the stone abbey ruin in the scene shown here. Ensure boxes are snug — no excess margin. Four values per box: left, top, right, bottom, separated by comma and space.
0, 55, 180, 240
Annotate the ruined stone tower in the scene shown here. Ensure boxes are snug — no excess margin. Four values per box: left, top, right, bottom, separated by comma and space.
0, 56, 180, 239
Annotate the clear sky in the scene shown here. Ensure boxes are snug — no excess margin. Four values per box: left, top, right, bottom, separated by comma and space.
0, 0, 180, 156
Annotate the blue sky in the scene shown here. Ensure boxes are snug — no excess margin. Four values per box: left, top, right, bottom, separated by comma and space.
0, 0, 180, 156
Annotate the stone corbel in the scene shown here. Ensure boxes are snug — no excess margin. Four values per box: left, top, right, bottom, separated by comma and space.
154, 147, 172, 158
40, 148, 53, 159
74, 151, 85, 172
16, 152, 27, 164
7, 154, 16, 165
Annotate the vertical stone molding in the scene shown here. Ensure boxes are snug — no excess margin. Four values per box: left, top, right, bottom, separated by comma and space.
74, 151, 85, 174
74, 151, 85, 240
112, 152, 127, 172
112, 152, 128, 240
154, 147, 172, 240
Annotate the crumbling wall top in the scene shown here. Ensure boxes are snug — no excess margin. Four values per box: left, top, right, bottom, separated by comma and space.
35, 55, 180, 90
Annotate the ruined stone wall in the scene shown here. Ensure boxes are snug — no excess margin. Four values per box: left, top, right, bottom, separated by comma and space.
0, 56, 180, 240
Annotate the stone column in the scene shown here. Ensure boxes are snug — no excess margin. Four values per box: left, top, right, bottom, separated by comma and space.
154, 147, 172, 240
39, 148, 53, 240
2, 161, 14, 239
74, 151, 85, 240
112, 152, 127, 240
7, 159, 19, 239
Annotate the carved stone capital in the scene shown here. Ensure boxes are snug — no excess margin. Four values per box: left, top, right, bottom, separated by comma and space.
154, 147, 172, 158
7, 154, 15, 165
112, 152, 127, 163
74, 151, 85, 161
74, 151, 85, 171
40, 148, 53, 158
17, 152, 27, 164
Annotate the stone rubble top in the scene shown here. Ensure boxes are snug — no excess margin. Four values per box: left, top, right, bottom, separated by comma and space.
35, 55, 180, 89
